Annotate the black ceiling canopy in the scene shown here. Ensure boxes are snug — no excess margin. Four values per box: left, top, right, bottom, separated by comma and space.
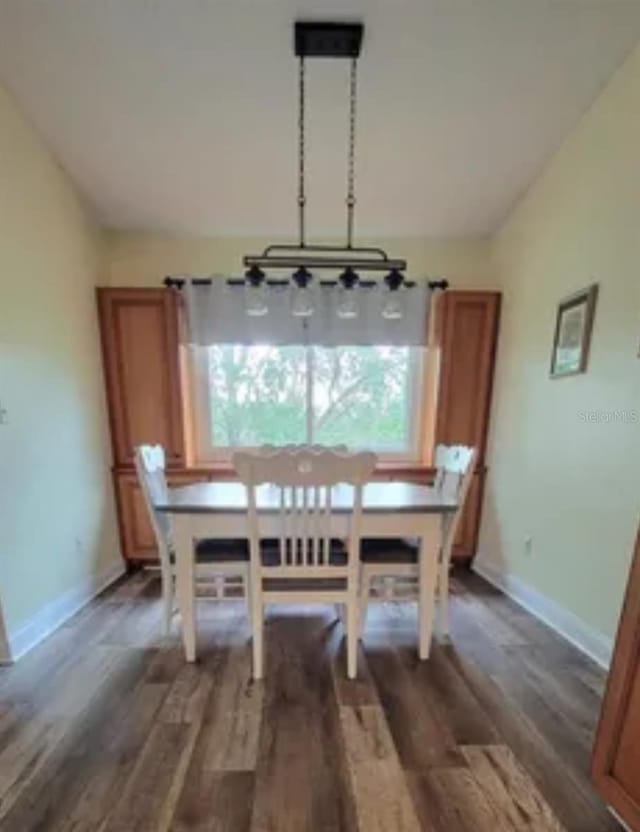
295, 21, 363, 58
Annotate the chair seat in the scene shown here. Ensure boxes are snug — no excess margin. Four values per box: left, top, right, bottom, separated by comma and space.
360, 537, 418, 564
196, 538, 250, 563
260, 538, 348, 567
169, 538, 250, 564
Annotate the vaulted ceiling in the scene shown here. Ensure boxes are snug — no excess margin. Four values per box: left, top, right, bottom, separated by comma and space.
1, 1, 639, 238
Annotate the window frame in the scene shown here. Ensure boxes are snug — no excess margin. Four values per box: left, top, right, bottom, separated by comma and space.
188, 343, 427, 465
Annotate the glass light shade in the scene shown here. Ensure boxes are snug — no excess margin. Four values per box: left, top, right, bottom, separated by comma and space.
291, 286, 314, 318
381, 288, 405, 320
245, 284, 269, 317
336, 287, 359, 319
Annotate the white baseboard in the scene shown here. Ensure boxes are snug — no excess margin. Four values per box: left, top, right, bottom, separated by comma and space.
6, 560, 126, 663
473, 559, 613, 669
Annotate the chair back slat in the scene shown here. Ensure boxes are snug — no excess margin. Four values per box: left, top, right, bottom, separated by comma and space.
234, 448, 376, 575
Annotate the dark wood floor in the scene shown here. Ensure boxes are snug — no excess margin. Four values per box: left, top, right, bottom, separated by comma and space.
0, 569, 620, 832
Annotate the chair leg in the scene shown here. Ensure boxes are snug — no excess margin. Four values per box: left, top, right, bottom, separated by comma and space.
251, 583, 264, 680
439, 556, 451, 637
347, 599, 358, 679
244, 570, 255, 640
418, 521, 439, 661
162, 572, 174, 637
359, 572, 370, 638
334, 603, 347, 628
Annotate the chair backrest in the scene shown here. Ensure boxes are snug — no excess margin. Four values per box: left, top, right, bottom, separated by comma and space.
259, 444, 348, 454
233, 448, 377, 576
434, 444, 474, 494
434, 444, 477, 555
134, 444, 173, 567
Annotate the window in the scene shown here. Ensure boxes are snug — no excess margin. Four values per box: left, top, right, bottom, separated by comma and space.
191, 344, 425, 461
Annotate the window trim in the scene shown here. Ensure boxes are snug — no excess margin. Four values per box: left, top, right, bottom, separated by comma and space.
189, 344, 427, 465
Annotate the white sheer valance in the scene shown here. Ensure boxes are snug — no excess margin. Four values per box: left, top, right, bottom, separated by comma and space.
183, 278, 431, 347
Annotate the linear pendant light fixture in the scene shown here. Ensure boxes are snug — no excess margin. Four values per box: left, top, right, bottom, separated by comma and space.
241, 21, 447, 320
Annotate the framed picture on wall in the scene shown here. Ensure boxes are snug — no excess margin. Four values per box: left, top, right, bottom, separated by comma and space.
550, 283, 598, 378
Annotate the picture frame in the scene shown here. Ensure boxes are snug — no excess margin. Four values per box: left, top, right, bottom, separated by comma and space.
550, 283, 598, 378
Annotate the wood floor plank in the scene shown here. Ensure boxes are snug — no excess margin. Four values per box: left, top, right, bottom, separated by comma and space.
462, 745, 565, 831
338, 703, 424, 832
366, 646, 464, 770
443, 645, 620, 832
427, 765, 517, 832
65, 681, 171, 831
348, 759, 424, 832
250, 613, 358, 832
172, 771, 255, 832
197, 644, 263, 773
454, 585, 529, 648
158, 661, 214, 725
489, 652, 599, 782
332, 639, 381, 707
397, 644, 500, 747
102, 721, 195, 832
0, 645, 134, 818
0, 649, 158, 830
338, 705, 396, 764
504, 644, 601, 738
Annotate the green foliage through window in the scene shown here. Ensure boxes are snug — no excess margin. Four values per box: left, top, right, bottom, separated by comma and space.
206, 344, 419, 453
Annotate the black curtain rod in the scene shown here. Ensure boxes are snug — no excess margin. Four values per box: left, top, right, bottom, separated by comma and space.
163, 276, 449, 291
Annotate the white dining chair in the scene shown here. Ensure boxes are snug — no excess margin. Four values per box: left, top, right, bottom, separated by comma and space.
233, 447, 377, 680
359, 444, 477, 638
134, 444, 250, 635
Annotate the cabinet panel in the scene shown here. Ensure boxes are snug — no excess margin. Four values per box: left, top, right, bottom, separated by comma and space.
452, 470, 484, 556
592, 525, 640, 831
115, 471, 208, 561
435, 291, 500, 560
98, 288, 185, 467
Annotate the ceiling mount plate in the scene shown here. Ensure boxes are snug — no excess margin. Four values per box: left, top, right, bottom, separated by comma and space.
295, 22, 363, 58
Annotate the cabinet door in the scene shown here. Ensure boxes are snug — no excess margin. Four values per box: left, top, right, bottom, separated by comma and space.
435, 291, 500, 560
592, 526, 640, 831
98, 289, 185, 467
115, 473, 156, 559
115, 472, 208, 561
452, 470, 483, 554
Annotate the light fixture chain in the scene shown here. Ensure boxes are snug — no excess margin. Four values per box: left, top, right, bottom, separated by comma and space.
298, 56, 306, 248
346, 56, 358, 249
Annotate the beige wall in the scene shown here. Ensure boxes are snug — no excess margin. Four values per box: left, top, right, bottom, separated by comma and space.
478, 43, 640, 647
103, 231, 494, 289
0, 83, 121, 646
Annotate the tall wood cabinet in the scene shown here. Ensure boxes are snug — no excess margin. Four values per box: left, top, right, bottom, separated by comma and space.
97, 286, 500, 564
592, 525, 640, 831
435, 291, 501, 559
98, 288, 185, 468
98, 288, 187, 561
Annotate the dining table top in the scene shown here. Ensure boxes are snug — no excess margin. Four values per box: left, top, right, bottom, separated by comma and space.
155, 480, 459, 515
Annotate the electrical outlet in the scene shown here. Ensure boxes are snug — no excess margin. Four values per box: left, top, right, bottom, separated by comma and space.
524, 536, 533, 557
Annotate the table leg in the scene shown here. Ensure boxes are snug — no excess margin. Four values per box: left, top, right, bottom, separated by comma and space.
174, 515, 196, 662
418, 514, 440, 660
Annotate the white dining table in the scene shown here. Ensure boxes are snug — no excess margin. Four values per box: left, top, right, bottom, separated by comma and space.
155, 480, 458, 663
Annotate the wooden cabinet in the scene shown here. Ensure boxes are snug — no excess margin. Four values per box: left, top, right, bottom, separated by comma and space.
592, 525, 640, 831
98, 288, 185, 468
435, 290, 501, 560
